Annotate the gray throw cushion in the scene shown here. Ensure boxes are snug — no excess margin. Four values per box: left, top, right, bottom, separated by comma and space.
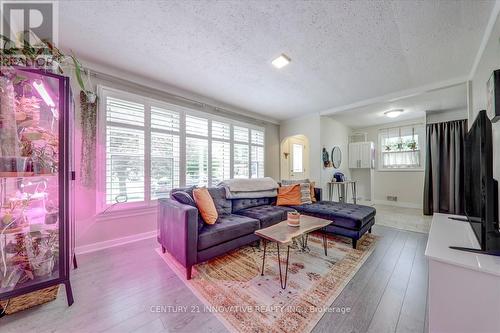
171, 186, 195, 197
197, 214, 259, 250
171, 191, 196, 206
207, 187, 232, 215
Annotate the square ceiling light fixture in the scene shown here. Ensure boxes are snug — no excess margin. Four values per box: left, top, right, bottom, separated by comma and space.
272, 54, 291, 69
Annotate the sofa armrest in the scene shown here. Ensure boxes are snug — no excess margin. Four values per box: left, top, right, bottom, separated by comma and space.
314, 187, 322, 201
157, 198, 198, 268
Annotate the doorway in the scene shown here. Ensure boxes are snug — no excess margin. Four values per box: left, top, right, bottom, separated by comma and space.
280, 135, 310, 181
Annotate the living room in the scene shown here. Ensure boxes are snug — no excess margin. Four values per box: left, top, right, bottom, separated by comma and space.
1, 1, 500, 332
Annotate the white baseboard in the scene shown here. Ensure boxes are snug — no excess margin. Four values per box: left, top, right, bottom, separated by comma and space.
75, 230, 157, 255
373, 200, 422, 209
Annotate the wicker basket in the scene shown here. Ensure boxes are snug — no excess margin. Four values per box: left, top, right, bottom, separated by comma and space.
0, 285, 59, 315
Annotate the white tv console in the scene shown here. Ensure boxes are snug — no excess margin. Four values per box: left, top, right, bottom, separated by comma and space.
425, 213, 500, 333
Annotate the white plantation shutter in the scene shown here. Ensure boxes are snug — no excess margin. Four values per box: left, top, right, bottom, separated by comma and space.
100, 86, 266, 212
106, 97, 144, 126
151, 105, 180, 130
105, 96, 145, 204
186, 137, 208, 186
150, 106, 180, 199
186, 115, 208, 136
251, 129, 264, 145
233, 126, 249, 178
251, 146, 264, 178
234, 126, 249, 143
211, 121, 231, 184
212, 121, 230, 140
212, 141, 230, 184
251, 129, 265, 178
186, 115, 209, 186
234, 143, 249, 178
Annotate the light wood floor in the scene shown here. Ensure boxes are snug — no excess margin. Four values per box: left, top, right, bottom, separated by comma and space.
1, 225, 428, 333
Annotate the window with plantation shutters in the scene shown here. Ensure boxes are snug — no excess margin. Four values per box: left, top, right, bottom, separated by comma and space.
99, 86, 266, 212
105, 97, 145, 204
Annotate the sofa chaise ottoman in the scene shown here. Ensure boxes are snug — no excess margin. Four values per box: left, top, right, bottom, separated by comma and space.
157, 186, 375, 279
290, 201, 375, 249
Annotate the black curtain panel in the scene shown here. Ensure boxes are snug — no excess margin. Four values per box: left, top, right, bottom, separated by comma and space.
423, 119, 468, 215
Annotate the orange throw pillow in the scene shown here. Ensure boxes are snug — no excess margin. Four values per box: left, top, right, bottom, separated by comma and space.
277, 184, 302, 206
310, 182, 317, 202
193, 188, 218, 225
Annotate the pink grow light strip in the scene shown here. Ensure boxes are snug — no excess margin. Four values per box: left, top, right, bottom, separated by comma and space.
33, 80, 56, 107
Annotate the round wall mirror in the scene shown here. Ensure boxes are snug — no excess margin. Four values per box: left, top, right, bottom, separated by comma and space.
331, 146, 342, 168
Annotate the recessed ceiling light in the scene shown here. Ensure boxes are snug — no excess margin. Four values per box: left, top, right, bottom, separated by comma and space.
272, 54, 291, 69
384, 109, 404, 118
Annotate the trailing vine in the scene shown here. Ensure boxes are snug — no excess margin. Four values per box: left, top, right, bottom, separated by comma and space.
80, 91, 97, 187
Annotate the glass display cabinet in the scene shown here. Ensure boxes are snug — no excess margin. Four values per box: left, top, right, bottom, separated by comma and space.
0, 67, 73, 311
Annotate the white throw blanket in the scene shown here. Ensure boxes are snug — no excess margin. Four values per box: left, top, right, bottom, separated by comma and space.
218, 177, 279, 199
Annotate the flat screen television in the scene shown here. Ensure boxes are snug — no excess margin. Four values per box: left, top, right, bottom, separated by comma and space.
451, 110, 500, 255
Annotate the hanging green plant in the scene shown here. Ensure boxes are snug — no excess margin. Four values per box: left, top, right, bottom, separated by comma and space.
1, 32, 96, 100
80, 91, 97, 187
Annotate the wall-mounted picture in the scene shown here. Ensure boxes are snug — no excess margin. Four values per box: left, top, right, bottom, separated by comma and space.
486, 69, 500, 123
322, 148, 332, 168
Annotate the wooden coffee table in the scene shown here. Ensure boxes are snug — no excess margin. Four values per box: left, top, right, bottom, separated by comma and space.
255, 215, 332, 289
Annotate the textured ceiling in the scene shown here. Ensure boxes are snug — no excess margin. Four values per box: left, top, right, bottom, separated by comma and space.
330, 83, 468, 129
58, 0, 493, 121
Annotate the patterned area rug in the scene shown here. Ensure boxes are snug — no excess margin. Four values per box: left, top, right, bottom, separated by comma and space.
157, 232, 378, 333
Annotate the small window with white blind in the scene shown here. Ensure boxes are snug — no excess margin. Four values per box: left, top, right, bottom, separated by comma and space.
378, 124, 425, 171
98, 86, 266, 213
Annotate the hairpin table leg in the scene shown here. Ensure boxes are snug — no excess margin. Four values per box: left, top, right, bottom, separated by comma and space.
322, 229, 328, 256
261, 239, 267, 276
277, 243, 290, 289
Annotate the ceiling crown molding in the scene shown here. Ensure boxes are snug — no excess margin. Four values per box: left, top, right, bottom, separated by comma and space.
319, 77, 467, 116
469, 0, 500, 79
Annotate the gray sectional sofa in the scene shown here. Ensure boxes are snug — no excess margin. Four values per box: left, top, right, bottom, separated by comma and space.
157, 186, 375, 280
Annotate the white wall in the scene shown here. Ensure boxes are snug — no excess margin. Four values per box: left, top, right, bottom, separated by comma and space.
426, 108, 468, 124
279, 114, 352, 199
265, 122, 281, 181
320, 117, 352, 195
470, 9, 500, 220
354, 118, 426, 208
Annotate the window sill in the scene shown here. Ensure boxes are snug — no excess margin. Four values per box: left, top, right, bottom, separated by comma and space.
95, 204, 158, 222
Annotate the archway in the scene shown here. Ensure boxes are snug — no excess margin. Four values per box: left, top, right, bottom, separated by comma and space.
280, 134, 310, 181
